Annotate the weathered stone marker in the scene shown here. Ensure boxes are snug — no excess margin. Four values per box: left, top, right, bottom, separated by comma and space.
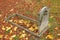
5, 6, 50, 40
38, 6, 49, 36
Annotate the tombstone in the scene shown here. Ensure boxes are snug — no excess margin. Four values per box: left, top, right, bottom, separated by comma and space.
5, 6, 50, 40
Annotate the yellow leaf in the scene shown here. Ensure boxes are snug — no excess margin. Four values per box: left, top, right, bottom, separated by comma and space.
34, 26, 38, 30
14, 27, 18, 31
14, 20, 18, 23
10, 30, 12, 34
19, 32, 22, 34
26, 24, 30, 27
2, 26, 5, 30
10, 9, 14, 12
29, 27, 35, 31
46, 35, 54, 39
0, 35, 3, 38
27, 20, 30, 24
9, 20, 13, 22
23, 20, 28, 25
48, 23, 51, 27
33, 24, 38, 27
26, 37, 28, 40
4, 35, 8, 38
55, 27, 58, 30
19, 34, 26, 38
11, 35, 16, 38
6, 27, 11, 31
32, 24, 38, 30
57, 34, 60, 36
10, 37, 13, 40
19, 19, 24, 23
50, 16, 54, 18
22, 30, 26, 33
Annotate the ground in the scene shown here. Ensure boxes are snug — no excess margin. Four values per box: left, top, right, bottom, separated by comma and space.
0, 0, 60, 40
